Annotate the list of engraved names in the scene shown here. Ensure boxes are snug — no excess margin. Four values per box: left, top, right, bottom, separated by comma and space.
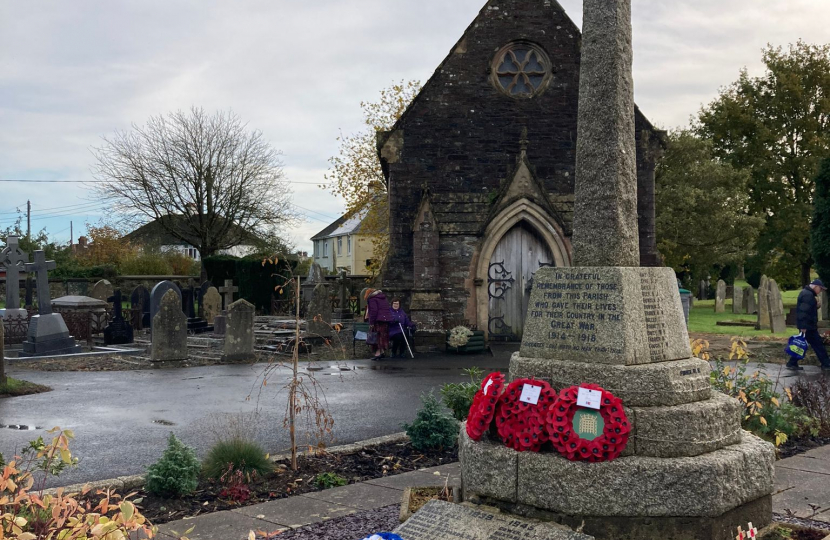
523, 270, 622, 355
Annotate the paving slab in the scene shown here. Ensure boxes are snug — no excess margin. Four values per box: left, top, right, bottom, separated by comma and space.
774, 468, 830, 522
156, 509, 272, 540
777, 456, 830, 476
804, 445, 830, 461
232, 494, 356, 528
301, 482, 403, 510
775, 466, 815, 493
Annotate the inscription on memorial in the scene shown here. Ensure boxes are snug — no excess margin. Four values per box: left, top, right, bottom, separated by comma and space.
394, 500, 590, 540
519, 267, 692, 365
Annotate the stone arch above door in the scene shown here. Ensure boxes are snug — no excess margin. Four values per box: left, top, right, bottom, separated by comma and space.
474, 198, 571, 341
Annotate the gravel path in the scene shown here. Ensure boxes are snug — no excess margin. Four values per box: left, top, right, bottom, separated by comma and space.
259, 505, 400, 540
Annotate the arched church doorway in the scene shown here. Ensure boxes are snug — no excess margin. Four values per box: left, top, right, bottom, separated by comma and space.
487, 221, 555, 341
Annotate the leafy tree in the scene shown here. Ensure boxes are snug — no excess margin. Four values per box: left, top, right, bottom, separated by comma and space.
75, 223, 133, 268
656, 131, 764, 284
92, 107, 298, 279
697, 41, 830, 285
324, 80, 421, 273
812, 158, 830, 283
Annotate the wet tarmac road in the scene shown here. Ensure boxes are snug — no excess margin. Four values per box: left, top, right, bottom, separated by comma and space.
0, 352, 511, 487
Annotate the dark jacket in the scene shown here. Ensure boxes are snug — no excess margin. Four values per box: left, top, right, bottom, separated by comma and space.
389, 308, 414, 337
367, 290, 393, 325
796, 286, 819, 331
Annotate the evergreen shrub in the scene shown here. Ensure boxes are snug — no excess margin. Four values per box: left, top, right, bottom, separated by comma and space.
403, 391, 459, 451
145, 433, 201, 497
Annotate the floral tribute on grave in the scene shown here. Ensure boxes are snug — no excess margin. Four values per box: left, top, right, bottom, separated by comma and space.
495, 378, 556, 452
465, 372, 506, 441
735, 523, 758, 540
547, 384, 630, 462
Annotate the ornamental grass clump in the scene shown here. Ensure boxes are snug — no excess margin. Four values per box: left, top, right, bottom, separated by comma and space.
403, 391, 459, 451
202, 438, 272, 481
145, 433, 201, 497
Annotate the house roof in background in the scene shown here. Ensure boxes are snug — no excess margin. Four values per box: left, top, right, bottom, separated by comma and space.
125, 215, 255, 247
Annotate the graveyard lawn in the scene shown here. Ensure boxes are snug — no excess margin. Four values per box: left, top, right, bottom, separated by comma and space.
0, 377, 51, 397
119, 439, 456, 526
689, 288, 800, 338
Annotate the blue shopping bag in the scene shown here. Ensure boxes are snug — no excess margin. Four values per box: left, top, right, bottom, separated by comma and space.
361, 535, 403, 540
786, 332, 809, 360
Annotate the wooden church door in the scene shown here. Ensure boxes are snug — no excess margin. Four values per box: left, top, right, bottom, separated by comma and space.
487, 222, 554, 341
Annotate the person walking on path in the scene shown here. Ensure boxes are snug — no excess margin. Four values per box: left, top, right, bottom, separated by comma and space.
389, 298, 415, 359
366, 288, 393, 360
792, 279, 830, 371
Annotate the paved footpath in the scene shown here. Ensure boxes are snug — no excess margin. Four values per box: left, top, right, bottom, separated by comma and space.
148, 447, 830, 540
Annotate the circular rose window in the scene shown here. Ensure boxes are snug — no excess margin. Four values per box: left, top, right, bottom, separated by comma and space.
492, 42, 552, 97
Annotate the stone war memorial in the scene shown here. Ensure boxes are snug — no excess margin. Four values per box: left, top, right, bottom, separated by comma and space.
456, 1, 775, 539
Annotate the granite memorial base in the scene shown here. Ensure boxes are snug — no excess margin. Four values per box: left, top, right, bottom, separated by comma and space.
459, 428, 774, 540
394, 499, 592, 540
19, 313, 83, 356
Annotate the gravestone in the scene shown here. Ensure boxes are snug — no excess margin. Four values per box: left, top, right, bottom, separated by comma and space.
333, 270, 353, 321
151, 289, 187, 362
24, 274, 33, 309
182, 284, 209, 333
181, 286, 196, 319
213, 310, 228, 335
462, 1, 774, 538
744, 286, 758, 315
198, 280, 214, 318
0, 235, 29, 319
89, 279, 114, 302
223, 299, 255, 361
697, 280, 708, 301
768, 279, 787, 333
395, 500, 591, 540
150, 281, 182, 335
306, 283, 332, 338
218, 279, 238, 310
19, 251, 82, 356
301, 263, 324, 313
757, 275, 771, 330
103, 289, 134, 345
732, 285, 744, 314
714, 280, 726, 313
786, 307, 798, 327
202, 287, 221, 324
130, 285, 151, 329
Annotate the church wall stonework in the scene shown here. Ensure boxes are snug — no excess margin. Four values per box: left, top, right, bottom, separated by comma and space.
380, 0, 662, 335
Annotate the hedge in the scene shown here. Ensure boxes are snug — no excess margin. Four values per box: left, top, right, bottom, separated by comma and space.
203, 255, 294, 313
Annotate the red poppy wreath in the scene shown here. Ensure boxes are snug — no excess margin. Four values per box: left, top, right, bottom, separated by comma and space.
546, 384, 630, 462
466, 372, 506, 441
495, 378, 556, 452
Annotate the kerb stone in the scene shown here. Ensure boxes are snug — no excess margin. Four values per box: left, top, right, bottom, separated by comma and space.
520, 267, 691, 366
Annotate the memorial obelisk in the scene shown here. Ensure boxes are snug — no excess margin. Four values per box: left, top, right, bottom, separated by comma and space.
458, 1, 775, 538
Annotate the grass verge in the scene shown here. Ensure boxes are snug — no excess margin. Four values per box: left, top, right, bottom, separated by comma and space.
0, 377, 51, 397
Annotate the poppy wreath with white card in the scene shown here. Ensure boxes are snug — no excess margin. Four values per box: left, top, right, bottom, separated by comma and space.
466, 372, 506, 441
495, 378, 556, 452
546, 384, 630, 462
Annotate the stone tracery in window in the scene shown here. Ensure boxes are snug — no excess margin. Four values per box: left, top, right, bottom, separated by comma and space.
493, 43, 551, 97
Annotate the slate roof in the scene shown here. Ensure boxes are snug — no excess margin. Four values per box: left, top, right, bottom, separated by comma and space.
125, 215, 255, 247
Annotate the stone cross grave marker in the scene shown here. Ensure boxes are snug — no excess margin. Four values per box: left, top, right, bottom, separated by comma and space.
26, 250, 55, 315
151, 289, 187, 362
732, 285, 744, 314
715, 280, 727, 313
19, 250, 82, 356
223, 299, 255, 361
1, 235, 28, 313
150, 281, 182, 335
219, 279, 238, 309
202, 287, 221, 324
104, 289, 134, 345
130, 285, 151, 329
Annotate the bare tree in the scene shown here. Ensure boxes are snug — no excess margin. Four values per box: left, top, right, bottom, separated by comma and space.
92, 107, 297, 276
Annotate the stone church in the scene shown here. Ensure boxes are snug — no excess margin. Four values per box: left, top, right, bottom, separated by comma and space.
377, 0, 663, 344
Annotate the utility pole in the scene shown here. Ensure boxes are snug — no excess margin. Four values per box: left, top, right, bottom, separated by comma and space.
26, 200, 31, 242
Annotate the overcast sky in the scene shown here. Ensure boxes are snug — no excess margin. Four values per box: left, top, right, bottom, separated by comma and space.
1, 0, 828, 252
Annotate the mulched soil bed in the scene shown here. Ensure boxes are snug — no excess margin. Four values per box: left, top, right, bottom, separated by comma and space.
128, 441, 457, 526
779, 436, 830, 459
256, 504, 400, 540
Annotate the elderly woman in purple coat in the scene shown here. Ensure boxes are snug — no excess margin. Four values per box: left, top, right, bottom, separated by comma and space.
365, 288, 393, 360
388, 298, 415, 358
